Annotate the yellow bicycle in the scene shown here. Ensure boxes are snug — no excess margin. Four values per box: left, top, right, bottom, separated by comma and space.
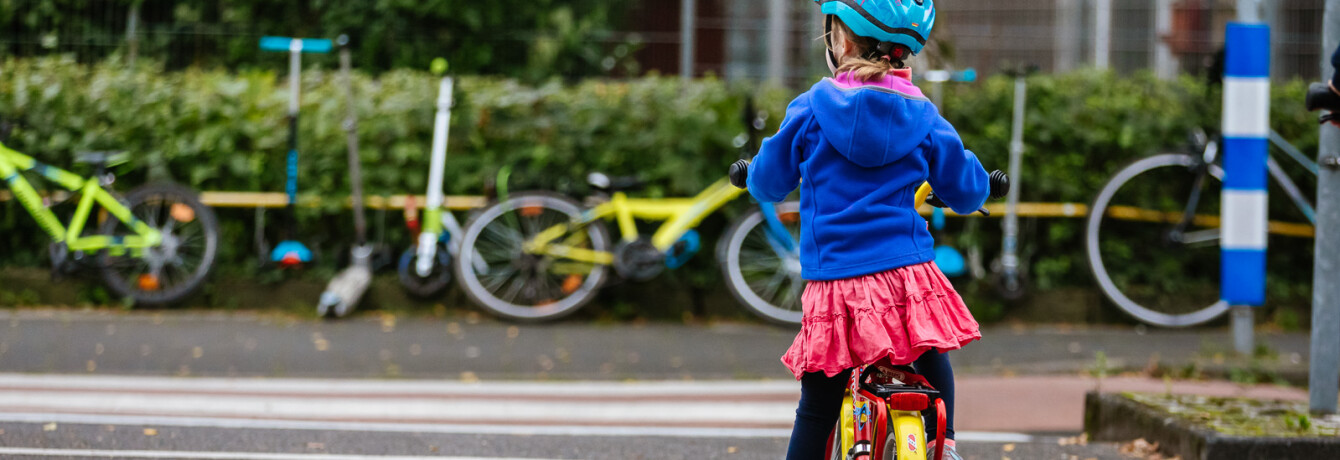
451, 172, 806, 323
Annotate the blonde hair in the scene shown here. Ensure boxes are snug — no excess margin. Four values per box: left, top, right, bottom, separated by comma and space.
827, 17, 904, 82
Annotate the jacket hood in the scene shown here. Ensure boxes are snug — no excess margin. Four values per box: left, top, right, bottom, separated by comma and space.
809, 78, 938, 168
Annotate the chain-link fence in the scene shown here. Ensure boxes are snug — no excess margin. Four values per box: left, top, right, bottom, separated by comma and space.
1, 1, 1329, 82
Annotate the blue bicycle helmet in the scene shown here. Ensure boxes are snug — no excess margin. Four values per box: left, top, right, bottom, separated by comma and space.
816, 0, 935, 63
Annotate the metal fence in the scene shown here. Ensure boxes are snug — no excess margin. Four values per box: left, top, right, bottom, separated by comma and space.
2, 0, 1329, 82
932, 0, 1325, 80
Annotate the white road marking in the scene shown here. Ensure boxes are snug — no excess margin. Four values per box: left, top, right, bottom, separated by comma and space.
0, 412, 792, 439
0, 447, 559, 460
0, 374, 1035, 442
0, 391, 797, 425
0, 373, 803, 396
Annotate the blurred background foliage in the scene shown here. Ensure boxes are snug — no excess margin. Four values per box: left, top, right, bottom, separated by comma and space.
0, 57, 1319, 324
0, 0, 639, 80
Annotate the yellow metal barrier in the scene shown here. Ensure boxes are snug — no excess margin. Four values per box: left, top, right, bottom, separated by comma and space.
3, 191, 1314, 238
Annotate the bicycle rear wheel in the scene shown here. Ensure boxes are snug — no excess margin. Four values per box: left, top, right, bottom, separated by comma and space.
99, 183, 219, 306
719, 201, 805, 326
453, 191, 611, 322
1086, 153, 1228, 327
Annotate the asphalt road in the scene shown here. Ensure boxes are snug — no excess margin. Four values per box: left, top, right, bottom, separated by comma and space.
0, 308, 1307, 459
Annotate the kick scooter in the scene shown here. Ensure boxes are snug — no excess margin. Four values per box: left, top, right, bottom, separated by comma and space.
257, 35, 331, 268
995, 65, 1037, 300
397, 59, 479, 297
318, 35, 373, 318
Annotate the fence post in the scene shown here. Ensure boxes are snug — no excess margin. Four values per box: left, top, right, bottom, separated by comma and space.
125, 1, 142, 66
680, 0, 696, 80
1094, 0, 1112, 70
1309, 0, 1340, 416
1221, 19, 1270, 356
767, 0, 790, 84
1153, 0, 1177, 80
1054, 0, 1082, 72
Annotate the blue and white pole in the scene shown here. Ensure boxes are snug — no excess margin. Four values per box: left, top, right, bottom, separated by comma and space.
1222, 22, 1270, 354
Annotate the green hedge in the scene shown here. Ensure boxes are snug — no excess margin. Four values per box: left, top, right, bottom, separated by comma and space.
0, 57, 1319, 320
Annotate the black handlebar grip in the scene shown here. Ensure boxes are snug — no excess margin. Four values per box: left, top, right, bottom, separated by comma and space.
729, 159, 750, 189
989, 170, 1010, 200
1306, 82, 1339, 112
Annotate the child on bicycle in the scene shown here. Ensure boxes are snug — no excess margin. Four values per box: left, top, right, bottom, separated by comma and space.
745, 1, 988, 459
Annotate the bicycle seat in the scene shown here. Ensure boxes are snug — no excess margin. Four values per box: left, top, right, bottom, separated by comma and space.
76, 151, 130, 168
587, 172, 648, 192
860, 363, 940, 400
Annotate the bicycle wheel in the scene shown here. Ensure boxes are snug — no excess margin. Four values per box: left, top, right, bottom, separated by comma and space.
719, 201, 805, 326
99, 183, 219, 306
453, 191, 611, 322
397, 244, 452, 298
1086, 153, 1228, 327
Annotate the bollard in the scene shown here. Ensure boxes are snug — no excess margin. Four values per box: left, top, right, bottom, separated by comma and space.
1310, 0, 1340, 416
1221, 23, 1270, 355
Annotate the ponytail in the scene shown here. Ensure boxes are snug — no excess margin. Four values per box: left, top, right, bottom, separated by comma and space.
827, 17, 907, 82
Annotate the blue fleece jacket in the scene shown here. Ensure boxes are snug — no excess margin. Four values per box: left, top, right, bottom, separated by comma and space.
747, 77, 989, 281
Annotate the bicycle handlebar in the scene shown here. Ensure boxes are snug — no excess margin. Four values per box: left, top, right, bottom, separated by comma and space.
1306, 82, 1340, 124
728, 160, 1009, 215
729, 159, 750, 188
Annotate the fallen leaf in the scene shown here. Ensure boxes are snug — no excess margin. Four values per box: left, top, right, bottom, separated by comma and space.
1003, 443, 1015, 452
192, 347, 203, 359
460, 371, 479, 383
506, 326, 520, 339
380, 314, 397, 333
143, 428, 158, 436
727, 446, 739, 454
42, 423, 57, 431
86, 360, 97, 372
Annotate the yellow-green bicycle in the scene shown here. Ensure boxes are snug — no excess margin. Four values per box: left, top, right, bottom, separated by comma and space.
0, 128, 219, 305
451, 171, 805, 324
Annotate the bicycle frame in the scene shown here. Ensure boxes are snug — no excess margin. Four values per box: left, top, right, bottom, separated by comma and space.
0, 143, 160, 254
833, 363, 946, 460
527, 178, 746, 265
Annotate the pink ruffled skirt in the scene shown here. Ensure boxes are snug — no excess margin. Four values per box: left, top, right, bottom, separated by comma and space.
782, 261, 981, 380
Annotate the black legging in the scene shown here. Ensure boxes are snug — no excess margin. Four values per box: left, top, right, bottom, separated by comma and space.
784, 350, 957, 460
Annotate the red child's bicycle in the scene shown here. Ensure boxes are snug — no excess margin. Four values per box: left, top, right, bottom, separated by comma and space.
827, 361, 948, 460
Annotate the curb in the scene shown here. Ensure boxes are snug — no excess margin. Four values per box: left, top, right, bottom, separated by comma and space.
1084, 392, 1340, 459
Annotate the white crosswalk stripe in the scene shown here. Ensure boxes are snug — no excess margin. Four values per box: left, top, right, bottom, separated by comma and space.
0, 373, 1033, 443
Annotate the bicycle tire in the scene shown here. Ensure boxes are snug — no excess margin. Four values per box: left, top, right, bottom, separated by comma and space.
718, 201, 805, 326
99, 182, 219, 306
453, 191, 611, 322
1085, 153, 1229, 327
